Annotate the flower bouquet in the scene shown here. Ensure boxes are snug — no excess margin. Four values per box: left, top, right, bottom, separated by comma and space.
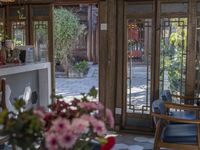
0, 88, 115, 150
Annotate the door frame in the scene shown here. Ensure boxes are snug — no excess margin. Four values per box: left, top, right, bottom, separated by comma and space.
122, 1, 156, 131
121, 0, 197, 131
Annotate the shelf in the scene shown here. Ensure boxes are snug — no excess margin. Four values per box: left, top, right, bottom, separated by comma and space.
0, 62, 50, 76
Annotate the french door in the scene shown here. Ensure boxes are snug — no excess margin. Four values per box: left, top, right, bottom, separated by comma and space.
122, 0, 190, 131
123, 2, 154, 131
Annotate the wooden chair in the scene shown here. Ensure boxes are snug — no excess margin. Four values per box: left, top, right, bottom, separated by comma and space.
152, 99, 200, 150
161, 90, 200, 120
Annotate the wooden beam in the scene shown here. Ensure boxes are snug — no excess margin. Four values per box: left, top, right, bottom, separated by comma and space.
106, 0, 117, 113
186, 0, 196, 98
115, 0, 124, 126
87, 4, 92, 61
4, 0, 54, 5
99, 0, 107, 105
154, 0, 160, 100
54, 0, 98, 5
49, 4, 56, 102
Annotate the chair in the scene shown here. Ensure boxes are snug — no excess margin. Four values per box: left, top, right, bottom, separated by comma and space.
161, 90, 200, 120
152, 99, 200, 150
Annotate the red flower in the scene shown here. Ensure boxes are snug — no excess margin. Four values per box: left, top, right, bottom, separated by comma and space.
100, 136, 116, 150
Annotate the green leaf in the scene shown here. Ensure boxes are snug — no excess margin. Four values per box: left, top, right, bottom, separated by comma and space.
13, 98, 26, 111
88, 86, 98, 98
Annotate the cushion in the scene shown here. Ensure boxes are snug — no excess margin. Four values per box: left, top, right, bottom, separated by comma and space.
171, 111, 196, 120
161, 124, 197, 144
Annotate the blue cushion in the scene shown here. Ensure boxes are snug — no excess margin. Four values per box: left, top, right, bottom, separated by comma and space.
162, 124, 197, 144
171, 111, 196, 120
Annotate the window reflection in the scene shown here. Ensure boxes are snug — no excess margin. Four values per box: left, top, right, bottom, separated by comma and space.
34, 21, 48, 62
11, 21, 26, 46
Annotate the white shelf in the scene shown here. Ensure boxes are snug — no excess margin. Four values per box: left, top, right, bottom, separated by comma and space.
0, 62, 50, 76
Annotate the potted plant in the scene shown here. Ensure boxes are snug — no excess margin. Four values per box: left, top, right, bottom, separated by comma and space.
0, 88, 115, 150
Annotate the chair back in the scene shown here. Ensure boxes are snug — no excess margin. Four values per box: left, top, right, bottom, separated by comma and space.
152, 99, 167, 124
161, 90, 172, 102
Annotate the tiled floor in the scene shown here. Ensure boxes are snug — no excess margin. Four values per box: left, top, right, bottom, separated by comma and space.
111, 133, 154, 150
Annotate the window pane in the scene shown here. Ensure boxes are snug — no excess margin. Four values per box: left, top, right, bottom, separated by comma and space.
32, 6, 49, 17
126, 4, 153, 14
9, 6, 26, 18
160, 18, 188, 97
0, 22, 4, 42
11, 21, 26, 46
34, 21, 48, 62
195, 18, 200, 96
197, 2, 200, 13
127, 19, 152, 114
161, 3, 188, 13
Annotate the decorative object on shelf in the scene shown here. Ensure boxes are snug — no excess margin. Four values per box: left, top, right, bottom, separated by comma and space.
0, 87, 115, 150
16, 45, 35, 63
4, 40, 14, 63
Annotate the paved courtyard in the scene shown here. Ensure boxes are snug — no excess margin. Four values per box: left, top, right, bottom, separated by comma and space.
56, 64, 99, 100
56, 64, 149, 107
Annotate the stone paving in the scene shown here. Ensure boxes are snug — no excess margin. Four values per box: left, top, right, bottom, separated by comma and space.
56, 64, 99, 100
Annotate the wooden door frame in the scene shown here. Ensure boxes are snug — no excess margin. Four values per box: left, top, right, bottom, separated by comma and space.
121, 1, 155, 131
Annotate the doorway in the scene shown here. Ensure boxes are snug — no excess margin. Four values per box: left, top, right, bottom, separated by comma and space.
122, 0, 192, 132
122, 2, 154, 131
54, 2, 99, 100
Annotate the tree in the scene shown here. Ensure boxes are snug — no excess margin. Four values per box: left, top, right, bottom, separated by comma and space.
54, 8, 85, 75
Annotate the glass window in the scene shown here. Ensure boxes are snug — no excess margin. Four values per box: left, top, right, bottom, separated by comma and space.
159, 18, 188, 97
161, 3, 188, 13
197, 2, 200, 13
126, 19, 152, 114
195, 18, 200, 96
11, 21, 26, 46
32, 6, 49, 17
34, 21, 48, 62
0, 22, 4, 42
126, 4, 153, 14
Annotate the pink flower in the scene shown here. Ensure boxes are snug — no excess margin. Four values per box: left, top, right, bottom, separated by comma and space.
58, 131, 77, 149
71, 118, 89, 134
45, 133, 59, 150
96, 102, 104, 110
78, 102, 104, 110
44, 112, 55, 122
52, 118, 70, 133
34, 107, 46, 119
106, 109, 114, 128
81, 114, 97, 124
92, 120, 107, 136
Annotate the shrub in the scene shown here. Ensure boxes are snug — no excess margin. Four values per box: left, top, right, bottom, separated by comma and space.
74, 60, 89, 75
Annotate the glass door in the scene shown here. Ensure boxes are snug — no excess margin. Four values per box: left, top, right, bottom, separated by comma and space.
124, 18, 153, 130
123, 2, 154, 131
